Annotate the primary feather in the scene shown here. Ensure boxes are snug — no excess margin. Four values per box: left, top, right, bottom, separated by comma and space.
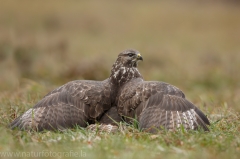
10, 80, 116, 131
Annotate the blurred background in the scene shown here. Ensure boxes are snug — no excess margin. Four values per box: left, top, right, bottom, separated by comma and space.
0, 0, 239, 112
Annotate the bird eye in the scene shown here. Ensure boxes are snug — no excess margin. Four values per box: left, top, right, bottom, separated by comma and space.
128, 53, 134, 57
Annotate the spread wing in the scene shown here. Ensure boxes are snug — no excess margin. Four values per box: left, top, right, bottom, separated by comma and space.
117, 78, 210, 133
10, 80, 112, 131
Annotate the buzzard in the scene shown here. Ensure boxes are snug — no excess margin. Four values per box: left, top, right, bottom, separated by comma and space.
110, 49, 210, 132
10, 49, 210, 132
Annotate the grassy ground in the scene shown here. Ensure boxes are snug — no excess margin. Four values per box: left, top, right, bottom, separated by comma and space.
0, 1, 239, 159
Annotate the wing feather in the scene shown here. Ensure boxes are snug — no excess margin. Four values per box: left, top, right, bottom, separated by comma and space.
10, 80, 113, 131
118, 79, 210, 132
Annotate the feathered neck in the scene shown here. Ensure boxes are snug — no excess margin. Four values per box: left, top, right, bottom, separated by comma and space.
109, 57, 142, 86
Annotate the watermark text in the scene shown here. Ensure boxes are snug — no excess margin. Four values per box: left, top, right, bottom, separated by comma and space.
0, 150, 86, 158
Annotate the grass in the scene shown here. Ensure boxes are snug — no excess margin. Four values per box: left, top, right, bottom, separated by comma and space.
0, 1, 240, 159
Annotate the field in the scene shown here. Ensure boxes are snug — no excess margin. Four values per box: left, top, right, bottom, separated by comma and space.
0, 1, 240, 159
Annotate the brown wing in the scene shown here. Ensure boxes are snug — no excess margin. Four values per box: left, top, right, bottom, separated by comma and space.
117, 78, 210, 133
10, 80, 112, 131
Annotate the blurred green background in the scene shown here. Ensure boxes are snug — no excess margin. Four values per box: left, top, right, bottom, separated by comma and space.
0, 0, 239, 112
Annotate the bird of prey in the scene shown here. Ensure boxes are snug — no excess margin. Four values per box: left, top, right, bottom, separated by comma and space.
110, 49, 210, 132
10, 49, 210, 132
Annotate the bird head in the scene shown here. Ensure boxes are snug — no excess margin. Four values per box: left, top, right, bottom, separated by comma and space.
117, 49, 143, 67
110, 49, 143, 86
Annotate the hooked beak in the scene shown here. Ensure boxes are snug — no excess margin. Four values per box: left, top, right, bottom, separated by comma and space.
137, 53, 143, 61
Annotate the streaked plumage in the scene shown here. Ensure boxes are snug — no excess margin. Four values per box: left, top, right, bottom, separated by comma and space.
10, 49, 210, 132
10, 79, 117, 131
111, 49, 210, 132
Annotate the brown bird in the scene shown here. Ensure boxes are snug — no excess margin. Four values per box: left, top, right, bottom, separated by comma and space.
109, 49, 210, 133
10, 49, 210, 132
